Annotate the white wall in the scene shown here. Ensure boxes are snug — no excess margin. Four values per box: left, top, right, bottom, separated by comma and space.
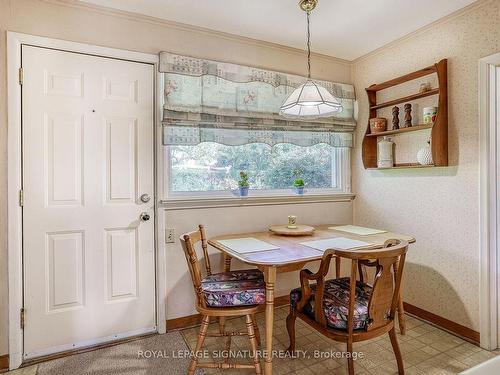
164, 200, 353, 319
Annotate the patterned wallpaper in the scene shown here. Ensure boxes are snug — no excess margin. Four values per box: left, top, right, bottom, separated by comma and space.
352, 0, 500, 331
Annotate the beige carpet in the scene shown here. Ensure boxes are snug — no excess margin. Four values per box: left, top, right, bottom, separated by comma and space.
36, 331, 204, 375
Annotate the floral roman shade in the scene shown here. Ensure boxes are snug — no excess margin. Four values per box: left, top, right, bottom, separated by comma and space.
160, 52, 356, 148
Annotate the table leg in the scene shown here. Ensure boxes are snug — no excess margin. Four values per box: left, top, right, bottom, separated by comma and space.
219, 255, 230, 359
223, 254, 232, 272
264, 266, 276, 375
220, 254, 230, 352
393, 259, 406, 335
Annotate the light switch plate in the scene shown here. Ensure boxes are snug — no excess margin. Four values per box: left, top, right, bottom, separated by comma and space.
166, 228, 175, 243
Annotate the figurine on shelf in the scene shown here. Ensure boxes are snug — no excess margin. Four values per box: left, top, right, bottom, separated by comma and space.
404, 103, 412, 128
392, 106, 400, 130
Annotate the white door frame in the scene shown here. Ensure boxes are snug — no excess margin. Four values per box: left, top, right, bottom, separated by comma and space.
479, 52, 500, 350
7, 32, 166, 369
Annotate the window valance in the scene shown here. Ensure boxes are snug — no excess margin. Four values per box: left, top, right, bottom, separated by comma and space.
159, 52, 356, 148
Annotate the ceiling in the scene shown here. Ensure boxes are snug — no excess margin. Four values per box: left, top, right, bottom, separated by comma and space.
80, 0, 477, 60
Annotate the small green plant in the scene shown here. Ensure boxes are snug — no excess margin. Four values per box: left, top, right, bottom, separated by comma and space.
293, 178, 305, 188
292, 168, 305, 188
238, 171, 249, 187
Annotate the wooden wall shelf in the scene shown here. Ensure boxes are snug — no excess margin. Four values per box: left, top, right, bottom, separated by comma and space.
362, 59, 448, 169
366, 123, 433, 138
367, 164, 436, 170
370, 89, 439, 110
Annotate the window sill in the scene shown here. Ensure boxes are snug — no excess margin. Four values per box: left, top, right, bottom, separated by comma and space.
159, 193, 356, 210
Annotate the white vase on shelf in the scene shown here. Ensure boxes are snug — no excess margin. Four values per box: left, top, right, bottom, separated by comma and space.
417, 140, 433, 166
377, 136, 394, 168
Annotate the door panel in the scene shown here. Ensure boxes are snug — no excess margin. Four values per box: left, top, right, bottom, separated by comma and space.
45, 113, 84, 206
105, 117, 138, 203
105, 227, 139, 302
22, 46, 155, 359
47, 230, 85, 312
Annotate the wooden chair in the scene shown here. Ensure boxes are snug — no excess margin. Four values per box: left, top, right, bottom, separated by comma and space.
180, 225, 263, 374
286, 239, 409, 375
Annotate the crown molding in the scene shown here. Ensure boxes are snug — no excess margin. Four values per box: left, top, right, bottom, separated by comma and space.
41, 0, 351, 66
352, 0, 491, 65
37, 0, 491, 67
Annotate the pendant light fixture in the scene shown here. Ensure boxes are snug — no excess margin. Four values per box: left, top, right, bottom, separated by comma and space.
279, 0, 343, 119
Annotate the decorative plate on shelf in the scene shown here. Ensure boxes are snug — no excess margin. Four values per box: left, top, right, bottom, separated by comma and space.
268, 225, 315, 236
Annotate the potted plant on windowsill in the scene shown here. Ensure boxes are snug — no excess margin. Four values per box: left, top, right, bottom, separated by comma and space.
238, 171, 249, 197
293, 178, 305, 195
292, 169, 305, 195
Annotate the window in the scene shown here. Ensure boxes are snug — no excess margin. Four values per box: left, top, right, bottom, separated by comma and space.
160, 52, 356, 200
165, 142, 351, 198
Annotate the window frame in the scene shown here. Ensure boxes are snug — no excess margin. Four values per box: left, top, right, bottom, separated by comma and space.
162, 144, 351, 200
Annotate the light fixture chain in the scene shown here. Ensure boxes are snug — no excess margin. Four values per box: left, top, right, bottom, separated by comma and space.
306, 10, 311, 78
279, 0, 343, 119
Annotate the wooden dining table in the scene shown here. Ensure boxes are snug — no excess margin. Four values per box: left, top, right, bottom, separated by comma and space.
208, 224, 415, 375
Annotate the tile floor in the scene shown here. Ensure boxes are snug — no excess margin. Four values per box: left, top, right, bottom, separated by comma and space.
180, 306, 499, 375
5, 307, 499, 374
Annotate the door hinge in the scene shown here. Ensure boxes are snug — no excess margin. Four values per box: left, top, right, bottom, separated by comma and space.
18, 67, 24, 85
19, 189, 24, 207
20, 308, 25, 329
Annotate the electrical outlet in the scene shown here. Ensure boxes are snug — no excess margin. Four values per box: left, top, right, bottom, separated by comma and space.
166, 228, 175, 243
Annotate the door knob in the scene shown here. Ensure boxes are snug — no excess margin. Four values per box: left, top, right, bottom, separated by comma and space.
140, 193, 151, 203
140, 212, 150, 222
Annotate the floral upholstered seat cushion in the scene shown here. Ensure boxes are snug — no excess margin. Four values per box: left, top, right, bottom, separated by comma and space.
201, 269, 265, 307
290, 277, 372, 330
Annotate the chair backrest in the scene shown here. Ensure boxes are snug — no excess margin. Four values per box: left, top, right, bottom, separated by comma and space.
179, 225, 212, 308
322, 239, 408, 333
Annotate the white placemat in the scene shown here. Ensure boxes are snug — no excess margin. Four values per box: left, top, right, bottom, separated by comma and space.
217, 237, 280, 254
300, 237, 371, 252
329, 225, 387, 236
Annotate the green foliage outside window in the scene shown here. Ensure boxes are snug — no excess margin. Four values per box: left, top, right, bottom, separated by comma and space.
169, 142, 334, 192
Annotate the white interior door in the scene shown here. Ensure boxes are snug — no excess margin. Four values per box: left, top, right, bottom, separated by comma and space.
22, 46, 156, 359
